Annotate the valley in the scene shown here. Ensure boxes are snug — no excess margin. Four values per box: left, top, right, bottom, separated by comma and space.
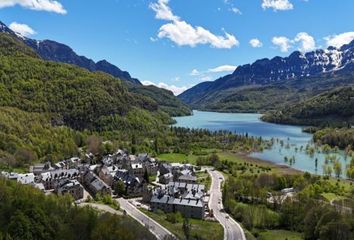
1, 1, 354, 239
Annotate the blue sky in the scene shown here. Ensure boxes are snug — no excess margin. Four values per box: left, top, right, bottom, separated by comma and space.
1, 0, 354, 94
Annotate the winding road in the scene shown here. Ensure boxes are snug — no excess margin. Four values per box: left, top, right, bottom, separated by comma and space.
81, 200, 174, 240
208, 169, 246, 240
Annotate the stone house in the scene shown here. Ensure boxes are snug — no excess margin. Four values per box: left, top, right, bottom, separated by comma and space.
150, 182, 206, 219
56, 179, 84, 200
40, 169, 79, 190
81, 170, 112, 197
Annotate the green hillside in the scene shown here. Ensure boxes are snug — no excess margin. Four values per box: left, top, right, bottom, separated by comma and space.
0, 178, 155, 240
127, 83, 191, 116
0, 33, 175, 167
262, 87, 354, 127
0, 33, 172, 130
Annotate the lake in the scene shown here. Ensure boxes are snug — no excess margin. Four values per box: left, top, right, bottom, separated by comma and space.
174, 110, 348, 176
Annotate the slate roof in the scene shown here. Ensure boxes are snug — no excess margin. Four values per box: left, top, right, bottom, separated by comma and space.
150, 181, 205, 208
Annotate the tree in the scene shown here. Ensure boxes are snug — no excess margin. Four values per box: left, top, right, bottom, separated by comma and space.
143, 168, 149, 183
14, 148, 37, 166
114, 181, 126, 196
166, 213, 177, 224
182, 218, 191, 240
304, 205, 324, 240
319, 221, 351, 240
8, 211, 32, 240
333, 161, 342, 178
154, 136, 159, 154
87, 136, 102, 156
323, 164, 333, 177
347, 166, 354, 180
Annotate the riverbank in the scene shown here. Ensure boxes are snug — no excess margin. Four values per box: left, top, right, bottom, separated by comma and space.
235, 152, 303, 175
173, 111, 352, 178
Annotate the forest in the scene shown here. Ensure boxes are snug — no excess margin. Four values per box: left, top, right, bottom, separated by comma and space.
314, 128, 354, 150
0, 178, 155, 240
0, 33, 173, 131
222, 172, 354, 240
261, 87, 354, 149
261, 87, 354, 127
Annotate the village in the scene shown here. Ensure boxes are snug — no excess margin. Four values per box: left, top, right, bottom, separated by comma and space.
1, 149, 309, 240
0, 149, 211, 221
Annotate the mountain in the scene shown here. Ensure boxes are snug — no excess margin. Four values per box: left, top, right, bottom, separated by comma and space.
0, 21, 190, 116
0, 32, 172, 129
0, 21, 140, 85
26, 39, 141, 85
261, 86, 354, 127
179, 40, 354, 112
127, 83, 192, 116
0, 32, 180, 165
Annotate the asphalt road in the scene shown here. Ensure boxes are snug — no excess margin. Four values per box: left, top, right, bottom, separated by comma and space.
117, 198, 176, 240
208, 169, 246, 240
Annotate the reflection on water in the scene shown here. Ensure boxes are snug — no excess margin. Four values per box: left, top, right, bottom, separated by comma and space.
174, 110, 347, 176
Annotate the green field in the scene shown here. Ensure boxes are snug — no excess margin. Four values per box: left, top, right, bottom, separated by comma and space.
258, 230, 303, 240
157, 149, 218, 165
321, 192, 339, 202
140, 209, 224, 240
157, 153, 199, 164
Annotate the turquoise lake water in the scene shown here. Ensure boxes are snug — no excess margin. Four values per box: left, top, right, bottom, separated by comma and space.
174, 110, 348, 176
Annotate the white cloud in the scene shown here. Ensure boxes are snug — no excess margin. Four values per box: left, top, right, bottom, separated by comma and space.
150, 37, 158, 42
230, 7, 242, 15
208, 65, 237, 73
224, 0, 242, 15
0, 0, 67, 14
142, 80, 188, 96
272, 33, 317, 53
249, 38, 263, 48
9, 22, 36, 37
294, 32, 316, 52
262, 0, 294, 11
158, 21, 238, 49
324, 32, 354, 48
190, 69, 200, 76
272, 36, 292, 52
149, 0, 179, 21
150, 0, 238, 49
190, 65, 236, 80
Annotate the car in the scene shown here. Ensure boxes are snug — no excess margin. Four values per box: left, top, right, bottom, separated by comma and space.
219, 177, 223, 180
225, 215, 229, 219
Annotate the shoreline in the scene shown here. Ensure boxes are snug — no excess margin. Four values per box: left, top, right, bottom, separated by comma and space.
236, 152, 353, 184
235, 152, 304, 175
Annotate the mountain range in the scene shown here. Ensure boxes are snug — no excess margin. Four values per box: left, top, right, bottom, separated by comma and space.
0, 21, 190, 116
0, 21, 140, 85
179, 39, 354, 112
